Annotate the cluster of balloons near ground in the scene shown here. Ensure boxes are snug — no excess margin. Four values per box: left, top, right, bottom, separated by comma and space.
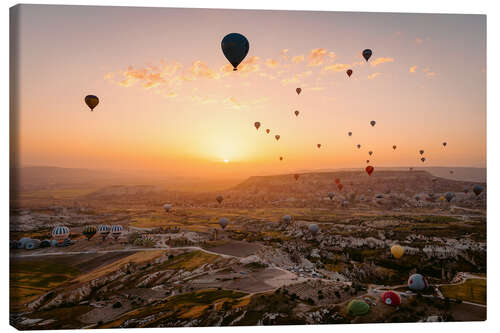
52, 224, 124, 244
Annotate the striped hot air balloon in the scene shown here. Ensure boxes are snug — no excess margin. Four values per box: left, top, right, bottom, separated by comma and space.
52, 226, 70, 244
98, 224, 111, 240
111, 225, 123, 240
83, 225, 97, 241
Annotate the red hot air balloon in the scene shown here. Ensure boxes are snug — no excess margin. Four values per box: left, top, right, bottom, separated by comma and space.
334, 178, 340, 185
337, 183, 344, 191
294, 110, 299, 117
266, 128, 270, 134
366, 165, 374, 176
346, 69, 353, 77
254, 122, 261, 130
381, 291, 401, 306
294, 174, 300, 181
275, 135, 280, 141
368, 151, 373, 156
393, 145, 397, 150
296, 87, 302, 95
366, 160, 370, 163
317, 144, 321, 148
279, 156, 283, 161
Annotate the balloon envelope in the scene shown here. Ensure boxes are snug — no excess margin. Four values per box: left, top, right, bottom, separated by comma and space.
219, 217, 229, 229
473, 185, 484, 196
391, 245, 404, 259
266, 128, 270, 134
308, 224, 320, 235
296, 87, 302, 95
408, 274, 428, 291
254, 122, 261, 130
370, 120, 376, 127
275, 135, 280, 141
365, 165, 374, 176
221, 33, 249, 70
362, 49, 373, 62
382, 291, 401, 306
85, 95, 99, 111
294, 110, 299, 117
216, 195, 223, 204
346, 69, 353, 77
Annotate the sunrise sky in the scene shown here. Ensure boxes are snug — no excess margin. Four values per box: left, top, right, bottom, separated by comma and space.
13, 5, 486, 179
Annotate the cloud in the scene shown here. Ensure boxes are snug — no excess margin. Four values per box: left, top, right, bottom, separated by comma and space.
323, 63, 350, 72
409, 65, 418, 73
426, 71, 436, 77
281, 76, 300, 85
308, 48, 328, 66
292, 55, 305, 63
370, 57, 394, 67
266, 58, 279, 68
415, 37, 423, 44
189, 61, 220, 79
368, 72, 382, 80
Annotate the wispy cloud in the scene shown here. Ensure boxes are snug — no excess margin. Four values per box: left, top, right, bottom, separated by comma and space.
308, 48, 328, 66
409, 65, 418, 73
368, 72, 382, 80
370, 57, 394, 67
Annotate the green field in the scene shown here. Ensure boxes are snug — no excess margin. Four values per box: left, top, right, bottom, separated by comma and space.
440, 278, 486, 305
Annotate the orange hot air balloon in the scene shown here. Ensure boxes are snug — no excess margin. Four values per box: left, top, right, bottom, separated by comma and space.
279, 156, 283, 161
294, 110, 299, 117
317, 144, 321, 148
346, 69, 353, 77
294, 174, 300, 181
254, 122, 261, 130
392, 145, 397, 150
366, 165, 374, 176
334, 178, 340, 185
275, 135, 280, 141
337, 183, 344, 191
266, 128, 270, 134
296, 87, 302, 95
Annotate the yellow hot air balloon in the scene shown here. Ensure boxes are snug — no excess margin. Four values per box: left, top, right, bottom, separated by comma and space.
391, 245, 404, 259
84, 95, 99, 111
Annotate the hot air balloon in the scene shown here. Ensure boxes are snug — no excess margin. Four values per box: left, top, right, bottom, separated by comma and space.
219, 217, 229, 229
85, 95, 99, 111
334, 178, 340, 185
221, 33, 249, 71
254, 121, 261, 130
392, 145, 397, 150
294, 110, 299, 117
442, 142, 447, 147
337, 183, 344, 191
308, 224, 320, 236
294, 174, 300, 181
473, 185, 484, 196
328, 192, 335, 200
370, 120, 376, 127
296, 87, 302, 95
347, 299, 370, 316
282, 215, 292, 224
279, 156, 283, 161
111, 225, 123, 240
421, 157, 426, 163
368, 151, 373, 156
357, 144, 361, 149
409, 167, 414, 171
408, 274, 428, 291
362, 49, 373, 62
365, 165, 374, 176
445, 192, 455, 202
275, 135, 280, 141
82, 225, 97, 241
266, 128, 270, 134
381, 291, 401, 306
348, 131, 352, 137
163, 203, 172, 212
346, 69, 353, 77
317, 144, 321, 148
98, 225, 111, 240
52, 226, 70, 244
391, 245, 404, 259
415, 195, 420, 201
440, 196, 446, 202
216, 195, 224, 204
419, 150, 424, 155
450, 170, 454, 174
366, 160, 370, 163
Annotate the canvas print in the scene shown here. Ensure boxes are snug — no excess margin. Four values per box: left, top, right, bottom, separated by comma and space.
9, 4, 486, 329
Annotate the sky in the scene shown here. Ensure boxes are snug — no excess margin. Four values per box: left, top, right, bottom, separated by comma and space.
12, 5, 486, 179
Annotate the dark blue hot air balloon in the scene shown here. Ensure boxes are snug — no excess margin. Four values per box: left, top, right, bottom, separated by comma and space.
221, 33, 249, 71
362, 49, 372, 62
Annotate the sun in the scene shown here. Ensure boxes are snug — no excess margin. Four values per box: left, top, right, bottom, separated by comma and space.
223, 159, 230, 163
